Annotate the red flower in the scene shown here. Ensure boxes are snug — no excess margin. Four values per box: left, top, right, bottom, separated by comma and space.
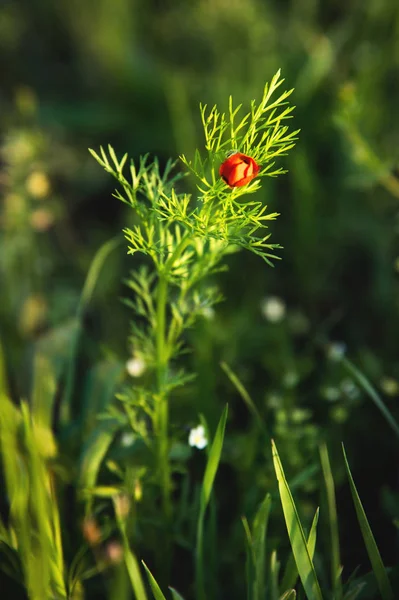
219, 153, 260, 188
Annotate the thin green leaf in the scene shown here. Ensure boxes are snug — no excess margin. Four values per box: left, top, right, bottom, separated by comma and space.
253, 493, 272, 600
342, 357, 399, 441
78, 236, 122, 315
142, 562, 167, 600
319, 443, 342, 600
168, 587, 186, 600
121, 550, 147, 600
342, 444, 394, 600
31, 353, 56, 429
280, 508, 319, 593
272, 440, 323, 600
242, 516, 255, 600
220, 361, 264, 431
196, 405, 228, 600
200, 404, 228, 510
78, 420, 120, 506
270, 550, 280, 600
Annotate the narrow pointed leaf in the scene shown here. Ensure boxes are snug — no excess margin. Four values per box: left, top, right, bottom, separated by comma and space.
272, 440, 323, 600
280, 508, 319, 593
200, 404, 228, 510
319, 443, 342, 600
342, 444, 393, 600
142, 562, 167, 600
169, 587, 186, 600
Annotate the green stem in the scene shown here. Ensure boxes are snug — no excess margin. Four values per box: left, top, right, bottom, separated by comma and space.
155, 273, 171, 520
154, 235, 192, 521
196, 511, 206, 600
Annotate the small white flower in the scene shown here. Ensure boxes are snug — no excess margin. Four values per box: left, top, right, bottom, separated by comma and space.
188, 425, 208, 450
126, 357, 146, 377
261, 296, 286, 323
120, 432, 135, 447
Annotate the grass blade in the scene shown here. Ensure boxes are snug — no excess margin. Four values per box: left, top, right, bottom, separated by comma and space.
142, 561, 167, 600
280, 508, 319, 593
342, 444, 394, 600
319, 443, 342, 600
200, 404, 228, 510
242, 516, 255, 600
272, 440, 323, 600
342, 357, 399, 441
270, 550, 280, 600
113, 496, 148, 600
220, 361, 264, 430
168, 587, 186, 600
196, 404, 228, 600
253, 493, 272, 600
79, 420, 120, 510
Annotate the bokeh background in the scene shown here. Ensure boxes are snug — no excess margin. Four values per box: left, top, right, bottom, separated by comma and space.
1, 0, 399, 597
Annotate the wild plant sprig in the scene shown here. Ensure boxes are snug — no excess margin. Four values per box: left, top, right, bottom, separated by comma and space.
181, 69, 299, 199
89, 70, 297, 572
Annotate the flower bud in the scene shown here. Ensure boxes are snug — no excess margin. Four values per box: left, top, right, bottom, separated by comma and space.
219, 153, 260, 188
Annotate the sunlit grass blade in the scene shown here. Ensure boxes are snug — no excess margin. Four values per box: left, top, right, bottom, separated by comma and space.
121, 551, 147, 600
342, 444, 394, 600
200, 404, 228, 510
272, 440, 323, 600
79, 420, 120, 511
142, 561, 166, 600
31, 352, 57, 429
342, 357, 399, 441
319, 443, 342, 600
280, 590, 296, 600
280, 508, 319, 593
196, 404, 228, 600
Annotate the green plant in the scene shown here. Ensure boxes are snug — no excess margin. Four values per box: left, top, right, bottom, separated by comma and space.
88, 70, 298, 569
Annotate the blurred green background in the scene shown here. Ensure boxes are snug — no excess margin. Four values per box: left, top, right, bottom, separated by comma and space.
1, 0, 399, 597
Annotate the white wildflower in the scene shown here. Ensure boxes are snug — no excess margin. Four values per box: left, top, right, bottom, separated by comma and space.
126, 357, 146, 377
120, 432, 135, 447
188, 425, 208, 450
261, 296, 286, 323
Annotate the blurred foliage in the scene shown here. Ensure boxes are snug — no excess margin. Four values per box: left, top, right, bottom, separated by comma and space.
1, 0, 399, 598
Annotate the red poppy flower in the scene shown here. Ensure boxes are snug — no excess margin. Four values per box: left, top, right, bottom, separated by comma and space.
219, 153, 260, 188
